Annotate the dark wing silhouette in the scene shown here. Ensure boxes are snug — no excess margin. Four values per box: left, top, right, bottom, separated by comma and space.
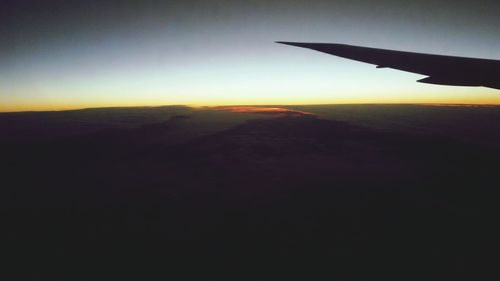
277, 42, 500, 90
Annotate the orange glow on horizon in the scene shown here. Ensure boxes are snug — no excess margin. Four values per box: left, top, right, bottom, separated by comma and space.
2, 92, 500, 113
3, 101, 500, 113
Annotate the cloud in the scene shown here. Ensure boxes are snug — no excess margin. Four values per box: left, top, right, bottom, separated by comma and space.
213, 106, 316, 117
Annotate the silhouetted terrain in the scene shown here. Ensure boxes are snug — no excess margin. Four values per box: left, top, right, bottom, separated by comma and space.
2, 105, 499, 280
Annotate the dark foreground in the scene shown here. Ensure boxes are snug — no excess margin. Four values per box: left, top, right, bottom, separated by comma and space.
1, 104, 499, 280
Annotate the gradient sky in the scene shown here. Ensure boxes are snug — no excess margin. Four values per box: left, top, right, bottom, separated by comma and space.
1, 0, 499, 111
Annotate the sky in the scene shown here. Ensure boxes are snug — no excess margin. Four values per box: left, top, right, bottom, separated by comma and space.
1, 0, 499, 111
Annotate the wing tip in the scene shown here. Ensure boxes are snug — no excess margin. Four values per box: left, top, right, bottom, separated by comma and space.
275, 41, 315, 48
276, 41, 349, 50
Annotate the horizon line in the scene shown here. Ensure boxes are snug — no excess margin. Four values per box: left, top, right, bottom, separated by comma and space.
2, 102, 500, 113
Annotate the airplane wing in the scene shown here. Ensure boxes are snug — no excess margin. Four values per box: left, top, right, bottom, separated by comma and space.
277, 42, 500, 90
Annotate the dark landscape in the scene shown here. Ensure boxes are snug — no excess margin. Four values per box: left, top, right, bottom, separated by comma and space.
2, 104, 499, 280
